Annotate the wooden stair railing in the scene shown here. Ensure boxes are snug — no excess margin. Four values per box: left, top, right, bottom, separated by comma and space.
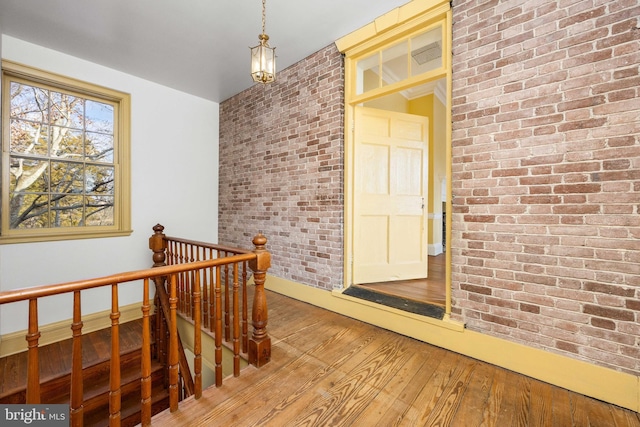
0, 225, 271, 427
150, 224, 271, 370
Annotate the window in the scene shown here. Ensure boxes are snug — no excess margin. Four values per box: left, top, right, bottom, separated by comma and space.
1, 60, 131, 244
354, 23, 445, 97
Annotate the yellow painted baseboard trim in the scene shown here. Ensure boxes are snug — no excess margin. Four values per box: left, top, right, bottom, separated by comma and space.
0, 302, 145, 358
265, 274, 640, 412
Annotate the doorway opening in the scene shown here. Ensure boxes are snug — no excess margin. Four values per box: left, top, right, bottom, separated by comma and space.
339, 2, 452, 318
348, 80, 447, 316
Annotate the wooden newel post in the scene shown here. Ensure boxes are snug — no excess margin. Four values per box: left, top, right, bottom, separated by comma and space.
149, 224, 167, 268
248, 233, 271, 367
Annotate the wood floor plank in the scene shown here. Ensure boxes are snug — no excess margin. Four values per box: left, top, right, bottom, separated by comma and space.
419, 359, 478, 426
529, 378, 554, 427
286, 334, 415, 426
570, 393, 590, 427
349, 344, 436, 426
372, 346, 449, 427
448, 360, 497, 426
490, 367, 519, 426
584, 390, 617, 427
513, 375, 532, 427
396, 352, 466, 425
479, 366, 508, 427
356, 254, 446, 306
550, 384, 574, 427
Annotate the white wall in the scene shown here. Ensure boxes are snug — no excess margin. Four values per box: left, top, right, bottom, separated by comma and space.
0, 35, 219, 334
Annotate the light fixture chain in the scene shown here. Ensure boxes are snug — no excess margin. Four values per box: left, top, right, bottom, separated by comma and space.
262, 0, 266, 35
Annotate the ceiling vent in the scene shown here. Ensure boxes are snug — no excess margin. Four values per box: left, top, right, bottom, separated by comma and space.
411, 42, 441, 65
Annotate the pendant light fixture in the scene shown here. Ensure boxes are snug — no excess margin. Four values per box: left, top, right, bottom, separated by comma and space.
250, 0, 276, 84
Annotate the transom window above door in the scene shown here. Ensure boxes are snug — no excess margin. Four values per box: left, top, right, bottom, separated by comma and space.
355, 23, 444, 96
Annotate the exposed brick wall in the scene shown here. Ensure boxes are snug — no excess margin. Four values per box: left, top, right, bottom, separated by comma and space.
451, 0, 640, 374
220, 1, 639, 375
219, 44, 344, 290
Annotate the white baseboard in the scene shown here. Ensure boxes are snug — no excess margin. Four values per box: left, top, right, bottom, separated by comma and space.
428, 243, 443, 256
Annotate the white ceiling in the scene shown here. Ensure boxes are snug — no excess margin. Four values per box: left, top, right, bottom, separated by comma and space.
0, 0, 410, 103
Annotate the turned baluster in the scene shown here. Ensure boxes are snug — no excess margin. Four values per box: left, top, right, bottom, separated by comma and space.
186, 243, 194, 318
224, 256, 231, 342
202, 267, 209, 330
25, 299, 41, 403
232, 262, 241, 376
140, 278, 152, 426
193, 271, 202, 398
214, 265, 223, 386
149, 223, 167, 364
70, 291, 84, 427
168, 274, 179, 411
178, 242, 186, 314
209, 260, 216, 333
109, 284, 122, 426
249, 233, 271, 367
242, 261, 248, 354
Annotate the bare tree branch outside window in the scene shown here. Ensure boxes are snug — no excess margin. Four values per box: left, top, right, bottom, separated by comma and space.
8, 81, 115, 230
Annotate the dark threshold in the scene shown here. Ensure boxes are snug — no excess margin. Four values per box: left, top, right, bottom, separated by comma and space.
343, 286, 445, 320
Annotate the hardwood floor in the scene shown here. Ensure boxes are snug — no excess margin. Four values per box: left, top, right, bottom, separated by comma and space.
152, 289, 640, 426
355, 253, 446, 307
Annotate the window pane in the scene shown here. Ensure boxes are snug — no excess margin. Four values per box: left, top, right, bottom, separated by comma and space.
50, 160, 84, 194
50, 127, 83, 158
85, 100, 114, 133
51, 195, 83, 227
10, 120, 49, 156
85, 195, 114, 226
85, 132, 114, 163
10, 82, 49, 122
11, 193, 50, 229
382, 40, 408, 86
411, 26, 443, 76
85, 165, 115, 194
9, 157, 49, 193
50, 92, 83, 129
356, 52, 380, 95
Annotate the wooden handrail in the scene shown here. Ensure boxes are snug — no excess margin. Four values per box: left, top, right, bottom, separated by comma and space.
0, 224, 271, 426
0, 255, 255, 305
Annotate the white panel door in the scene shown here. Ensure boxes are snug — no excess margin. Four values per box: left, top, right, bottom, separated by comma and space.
353, 106, 429, 284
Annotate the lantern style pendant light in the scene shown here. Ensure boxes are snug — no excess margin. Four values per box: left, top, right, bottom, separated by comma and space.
250, 0, 276, 84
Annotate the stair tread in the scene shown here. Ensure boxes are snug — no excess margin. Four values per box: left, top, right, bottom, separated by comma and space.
81, 379, 170, 427
48, 359, 165, 405
0, 319, 152, 400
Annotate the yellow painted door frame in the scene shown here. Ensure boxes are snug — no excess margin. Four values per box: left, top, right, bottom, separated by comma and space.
338, 0, 453, 318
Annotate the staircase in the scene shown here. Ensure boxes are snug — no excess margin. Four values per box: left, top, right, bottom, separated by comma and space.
0, 319, 170, 426
0, 225, 272, 426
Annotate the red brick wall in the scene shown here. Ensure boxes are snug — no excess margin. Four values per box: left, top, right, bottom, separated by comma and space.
219, 2, 640, 375
219, 44, 344, 290
450, 0, 640, 374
